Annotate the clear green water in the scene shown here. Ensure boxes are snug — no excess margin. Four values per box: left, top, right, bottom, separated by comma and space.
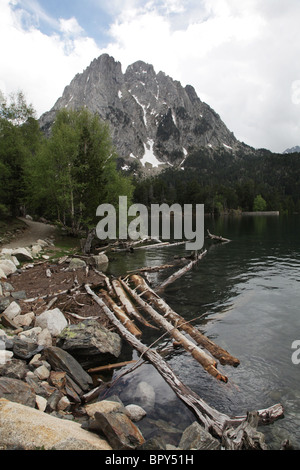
102, 215, 300, 449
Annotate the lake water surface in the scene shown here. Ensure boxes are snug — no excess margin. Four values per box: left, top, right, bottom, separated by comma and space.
103, 215, 300, 449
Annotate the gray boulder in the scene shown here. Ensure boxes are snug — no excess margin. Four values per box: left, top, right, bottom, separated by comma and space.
35, 308, 68, 337
44, 346, 93, 392
69, 258, 86, 270
93, 402, 145, 450
12, 248, 33, 262
0, 398, 112, 450
57, 319, 122, 369
179, 421, 221, 450
0, 377, 36, 407
0, 260, 17, 276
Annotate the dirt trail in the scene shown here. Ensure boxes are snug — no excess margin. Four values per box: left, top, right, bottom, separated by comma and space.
2, 218, 57, 249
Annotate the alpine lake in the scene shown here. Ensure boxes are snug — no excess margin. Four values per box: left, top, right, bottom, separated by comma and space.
93, 214, 300, 450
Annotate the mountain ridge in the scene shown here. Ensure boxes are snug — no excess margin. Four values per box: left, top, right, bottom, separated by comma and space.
39, 53, 255, 173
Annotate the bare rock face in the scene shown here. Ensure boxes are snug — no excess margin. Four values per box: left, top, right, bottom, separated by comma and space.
39, 54, 243, 174
0, 398, 112, 450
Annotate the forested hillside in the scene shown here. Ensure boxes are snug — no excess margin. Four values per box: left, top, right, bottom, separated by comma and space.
133, 146, 300, 215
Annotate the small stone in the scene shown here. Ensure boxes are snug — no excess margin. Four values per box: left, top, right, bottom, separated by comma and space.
31, 245, 42, 257
35, 308, 68, 337
19, 327, 42, 343
69, 258, 86, 270
37, 239, 49, 247
34, 365, 50, 381
92, 254, 109, 270
11, 291, 27, 301
3, 301, 21, 320
13, 337, 43, 360
179, 422, 221, 450
12, 248, 33, 262
46, 389, 64, 412
36, 395, 47, 412
85, 400, 124, 417
29, 354, 42, 367
14, 312, 35, 328
0, 268, 7, 280
1, 282, 14, 293
0, 351, 13, 365
37, 328, 52, 348
125, 404, 147, 422
0, 297, 11, 313
0, 260, 17, 276
0, 377, 36, 407
49, 371, 67, 390
94, 410, 145, 450
57, 396, 71, 412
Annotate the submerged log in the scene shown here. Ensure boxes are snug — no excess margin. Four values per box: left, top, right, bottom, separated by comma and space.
207, 229, 231, 243
100, 289, 142, 338
85, 284, 283, 444
119, 278, 228, 383
129, 274, 240, 367
111, 279, 158, 330
155, 250, 207, 294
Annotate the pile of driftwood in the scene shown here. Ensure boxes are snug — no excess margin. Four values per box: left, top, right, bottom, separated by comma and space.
80, 231, 284, 450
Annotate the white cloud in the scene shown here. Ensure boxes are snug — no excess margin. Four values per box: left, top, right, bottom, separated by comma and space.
59, 17, 84, 36
103, 0, 300, 152
0, 0, 100, 116
1, 0, 300, 152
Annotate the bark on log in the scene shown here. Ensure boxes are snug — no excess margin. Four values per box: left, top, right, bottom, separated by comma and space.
155, 250, 207, 294
111, 279, 158, 330
129, 274, 240, 367
84, 284, 283, 444
100, 289, 142, 338
207, 229, 231, 243
119, 278, 228, 383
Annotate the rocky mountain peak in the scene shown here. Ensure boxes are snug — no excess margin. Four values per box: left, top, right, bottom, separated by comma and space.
39, 53, 244, 174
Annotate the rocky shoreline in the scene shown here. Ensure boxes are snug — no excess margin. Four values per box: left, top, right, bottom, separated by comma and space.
0, 237, 221, 451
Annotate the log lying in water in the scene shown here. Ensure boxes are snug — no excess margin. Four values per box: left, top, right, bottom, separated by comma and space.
155, 250, 207, 294
119, 278, 228, 383
126, 261, 186, 274
85, 284, 284, 445
100, 289, 142, 339
111, 279, 158, 330
129, 274, 240, 367
207, 229, 231, 243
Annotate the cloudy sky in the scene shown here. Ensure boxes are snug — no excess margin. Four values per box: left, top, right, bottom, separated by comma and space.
1, 0, 300, 153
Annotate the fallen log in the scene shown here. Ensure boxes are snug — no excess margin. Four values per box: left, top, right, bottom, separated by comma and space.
155, 250, 207, 294
133, 241, 171, 250
100, 289, 142, 338
84, 284, 284, 444
119, 278, 228, 383
129, 274, 240, 367
88, 360, 137, 374
111, 279, 158, 330
126, 261, 186, 274
207, 229, 231, 243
